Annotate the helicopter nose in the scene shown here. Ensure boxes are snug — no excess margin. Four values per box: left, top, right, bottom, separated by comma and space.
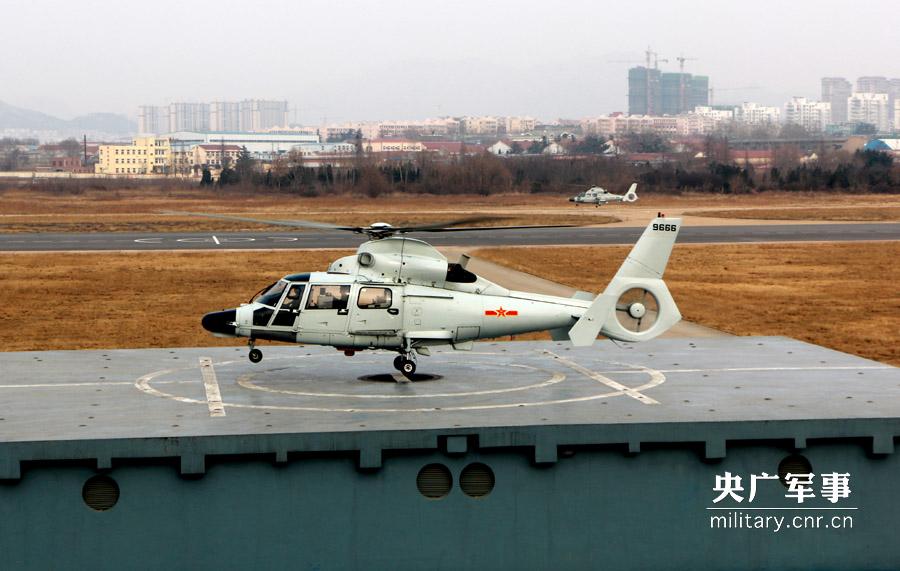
202, 309, 237, 335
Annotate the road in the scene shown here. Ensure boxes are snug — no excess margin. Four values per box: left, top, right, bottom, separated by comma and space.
0, 222, 897, 252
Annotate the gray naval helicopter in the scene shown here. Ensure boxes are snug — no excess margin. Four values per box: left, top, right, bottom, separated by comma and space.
569, 183, 639, 206
196, 213, 682, 377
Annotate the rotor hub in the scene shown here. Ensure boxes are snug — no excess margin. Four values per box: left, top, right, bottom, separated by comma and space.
627, 302, 646, 319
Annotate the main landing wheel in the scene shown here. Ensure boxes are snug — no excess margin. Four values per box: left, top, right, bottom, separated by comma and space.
400, 359, 416, 377
393, 355, 404, 371
249, 348, 263, 363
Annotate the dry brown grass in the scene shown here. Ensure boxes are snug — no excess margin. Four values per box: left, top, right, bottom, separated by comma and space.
0, 212, 616, 233
2, 187, 899, 233
475, 242, 900, 366
0, 250, 350, 352
688, 206, 900, 222
0, 188, 620, 232
1, 243, 897, 366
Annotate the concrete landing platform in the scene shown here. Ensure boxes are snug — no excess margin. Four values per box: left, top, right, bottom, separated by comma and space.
0, 337, 896, 477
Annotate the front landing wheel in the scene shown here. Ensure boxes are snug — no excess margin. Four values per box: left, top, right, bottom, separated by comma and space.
249, 348, 263, 363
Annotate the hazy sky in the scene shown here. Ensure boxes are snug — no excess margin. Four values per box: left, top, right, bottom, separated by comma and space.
2, 0, 897, 122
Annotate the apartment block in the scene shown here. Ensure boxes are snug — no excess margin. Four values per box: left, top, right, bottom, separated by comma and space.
168, 103, 209, 132
784, 97, 831, 132
734, 102, 781, 125
821, 77, 852, 124
239, 100, 288, 131
137, 106, 168, 135
210, 102, 241, 131
848, 92, 891, 132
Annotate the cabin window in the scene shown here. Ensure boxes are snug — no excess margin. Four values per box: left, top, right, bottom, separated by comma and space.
254, 281, 287, 307
446, 263, 477, 283
357, 287, 392, 309
306, 285, 351, 310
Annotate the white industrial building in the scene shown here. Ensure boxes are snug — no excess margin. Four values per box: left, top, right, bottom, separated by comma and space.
167, 131, 320, 158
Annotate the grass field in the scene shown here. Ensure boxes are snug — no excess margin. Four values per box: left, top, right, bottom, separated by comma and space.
475, 242, 900, 365
2, 187, 899, 232
0, 243, 896, 366
687, 206, 900, 222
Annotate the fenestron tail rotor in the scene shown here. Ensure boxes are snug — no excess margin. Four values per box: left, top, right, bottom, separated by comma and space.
615, 287, 659, 333
163, 211, 583, 239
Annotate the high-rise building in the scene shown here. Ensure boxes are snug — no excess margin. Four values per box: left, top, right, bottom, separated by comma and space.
857, 76, 890, 94
628, 67, 661, 115
239, 100, 288, 131
660, 73, 708, 115
137, 106, 168, 135
690, 75, 709, 111
167, 102, 210, 132
848, 92, 891, 132
784, 97, 831, 132
821, 77, 852, 124
209, 102, 240, 131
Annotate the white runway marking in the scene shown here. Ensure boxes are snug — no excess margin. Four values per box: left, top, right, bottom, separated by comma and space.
544, 351, 660, 405
211, 235, 220, 245
236, 363, 566, 399
199, 357, 226, 417
0, 380, 195, 389
133, 353, 668, 413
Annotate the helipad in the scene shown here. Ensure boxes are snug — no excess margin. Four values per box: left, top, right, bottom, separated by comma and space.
0, 337, 896, 474
2, 337, 899, 570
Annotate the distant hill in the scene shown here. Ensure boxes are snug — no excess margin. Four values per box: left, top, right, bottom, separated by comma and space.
0, 101, 66, 130
67, 112, 136, 134
0, 101, 136, 139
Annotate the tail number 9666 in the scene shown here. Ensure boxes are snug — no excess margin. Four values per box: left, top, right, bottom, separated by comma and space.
652, 223, 678, 232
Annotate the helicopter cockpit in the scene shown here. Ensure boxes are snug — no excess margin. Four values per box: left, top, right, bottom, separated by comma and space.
251, 273, 311, 306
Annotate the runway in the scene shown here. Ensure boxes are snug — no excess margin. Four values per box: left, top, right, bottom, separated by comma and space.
0, 222, 898, 251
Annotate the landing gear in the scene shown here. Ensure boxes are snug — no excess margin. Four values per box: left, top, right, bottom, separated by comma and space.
394, 354, 416, 377
400, 358, 416, 377
248, 340, 262, 363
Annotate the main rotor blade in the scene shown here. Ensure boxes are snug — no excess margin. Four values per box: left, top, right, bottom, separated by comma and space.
391, 216, 504, 233
162, 211, 358, 232
405, 223, 582, 233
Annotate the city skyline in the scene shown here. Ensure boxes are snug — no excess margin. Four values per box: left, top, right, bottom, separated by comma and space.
2, 0, 897, 122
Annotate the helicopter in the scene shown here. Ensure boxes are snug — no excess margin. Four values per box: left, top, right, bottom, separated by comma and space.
193, 212, 682, 378
569, 183, 639, 207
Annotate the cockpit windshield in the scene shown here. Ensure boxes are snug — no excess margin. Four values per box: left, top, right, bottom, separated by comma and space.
252, 280, 288, 306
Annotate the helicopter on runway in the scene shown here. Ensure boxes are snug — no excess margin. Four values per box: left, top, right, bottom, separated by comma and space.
569, 183, 639, 207
192, 212, 682, 377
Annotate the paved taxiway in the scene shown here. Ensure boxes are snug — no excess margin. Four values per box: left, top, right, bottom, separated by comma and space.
1, 222, 898, 251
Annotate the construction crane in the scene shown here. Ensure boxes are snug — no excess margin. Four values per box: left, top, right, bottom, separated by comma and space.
608, 46, 668, 70
608, 47, 668, 115
675, 55, 698, 113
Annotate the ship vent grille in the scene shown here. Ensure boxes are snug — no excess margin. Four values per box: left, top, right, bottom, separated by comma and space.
778, 454, 813, 487
416, 464, 452, 499
82, 475, 120, 511
460, 463, 495, 498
